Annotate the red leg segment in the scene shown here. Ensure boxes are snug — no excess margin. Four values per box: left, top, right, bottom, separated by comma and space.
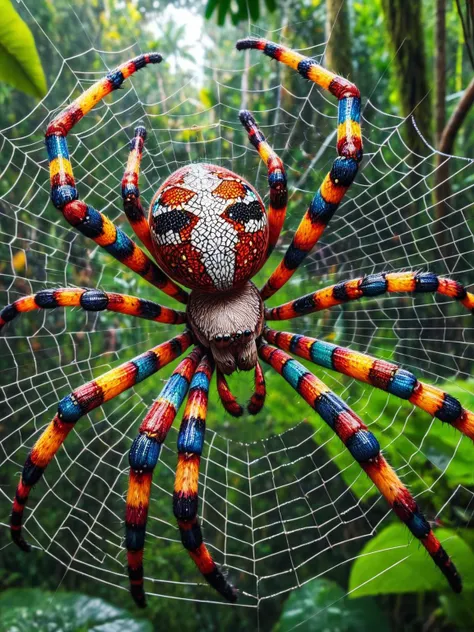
216, 369, 244, 417
248, 361, 266, 415
217, 362, 266, 417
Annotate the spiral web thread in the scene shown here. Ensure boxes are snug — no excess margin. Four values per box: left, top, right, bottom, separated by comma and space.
1, 0, 474, 623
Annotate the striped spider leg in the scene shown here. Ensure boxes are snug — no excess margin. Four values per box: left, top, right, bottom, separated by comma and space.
173, 355, 238, 602
264, 271, 474, 321
0, 288, 186, 329
10, 331, 192, 551
237, 37, 363, 301
264, 270, 474, 441
126, 346, 203, 607
263, 327, 474, 441
238, 110, 288, 261
122, 124, 156, 256
45, 53, 188, 304
259, 343, 462, 593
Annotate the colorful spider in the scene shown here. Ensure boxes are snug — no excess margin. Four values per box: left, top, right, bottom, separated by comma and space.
3, 38, 474, 607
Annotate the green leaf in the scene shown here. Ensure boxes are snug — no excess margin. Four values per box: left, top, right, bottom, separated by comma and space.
0, 589, 153, 632
217, 0, 232, 25
439, 591, 474, 630
349, 525, 474, 597
204, 0, 219, 20
264, 0, 277, 12
274, 578, 390, 632
0, 0, 47, 98
248, 0, 260, 22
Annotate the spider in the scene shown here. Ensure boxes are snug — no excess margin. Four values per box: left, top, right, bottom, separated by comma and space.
3, 38, 474, 608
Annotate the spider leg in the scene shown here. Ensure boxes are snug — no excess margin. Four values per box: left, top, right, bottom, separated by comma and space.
264, 271, 474, 320
0, 287, 186, 331
259, 342, 462, 593
10, 330, 192, 552
238, 111, 287, 260
45, 54, 188, 304
216, 369, 244, 417
126, 346, 203, 607
264, 327, 474, 441
236, 38, 362, 301
122, 125, 155, 255
174, 355, 238, 602
248, 361, 266, 415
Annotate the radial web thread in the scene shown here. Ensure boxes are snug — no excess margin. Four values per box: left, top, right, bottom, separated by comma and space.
1, 0, 474, 616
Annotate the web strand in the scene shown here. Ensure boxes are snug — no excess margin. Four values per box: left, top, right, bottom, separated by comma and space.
1, 0, 474, 615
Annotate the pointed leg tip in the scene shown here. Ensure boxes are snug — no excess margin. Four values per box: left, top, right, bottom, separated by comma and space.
238, 110, 255, 129
227, 586, 239, 603
451, 576, 462, 593
236, 38, 258, 51
11, 533, 31, 552
148, 52, 163, 64
131, 589, 147, 608
134, 124, 147, 139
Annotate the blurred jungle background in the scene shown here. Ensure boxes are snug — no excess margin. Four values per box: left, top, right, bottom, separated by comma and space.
1, 0, 474, 630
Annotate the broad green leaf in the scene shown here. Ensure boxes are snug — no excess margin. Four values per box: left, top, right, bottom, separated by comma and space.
217, 0, 232, 25
204, 0, 219, 21
439, 591, 474, 630
0, 0, 47, 98
248, 0, 260, 21
349, 525, 474, 597
0, 589, 153, 632
273, 578, 390, 632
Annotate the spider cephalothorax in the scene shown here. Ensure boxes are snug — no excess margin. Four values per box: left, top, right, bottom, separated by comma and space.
3, 39, 474, 610
186, 280, 264, 374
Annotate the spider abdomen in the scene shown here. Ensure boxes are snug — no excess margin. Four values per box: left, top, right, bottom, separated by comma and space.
149, 163, 268, 291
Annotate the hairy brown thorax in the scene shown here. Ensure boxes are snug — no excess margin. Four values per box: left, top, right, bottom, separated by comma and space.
186, 281, 264, 374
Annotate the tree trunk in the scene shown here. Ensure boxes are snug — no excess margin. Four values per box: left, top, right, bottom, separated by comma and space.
325, 0, 353, 77
433, 2, 474, 260
380, 0, 431, 154
433, 0, 450, 257
435, 0, 447, 146
439, 77, 474, 154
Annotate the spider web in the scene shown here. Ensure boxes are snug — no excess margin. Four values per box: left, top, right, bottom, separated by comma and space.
1, 1, 474, 627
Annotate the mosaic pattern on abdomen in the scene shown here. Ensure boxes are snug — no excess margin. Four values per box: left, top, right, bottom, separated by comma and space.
150, 163, 268, 291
